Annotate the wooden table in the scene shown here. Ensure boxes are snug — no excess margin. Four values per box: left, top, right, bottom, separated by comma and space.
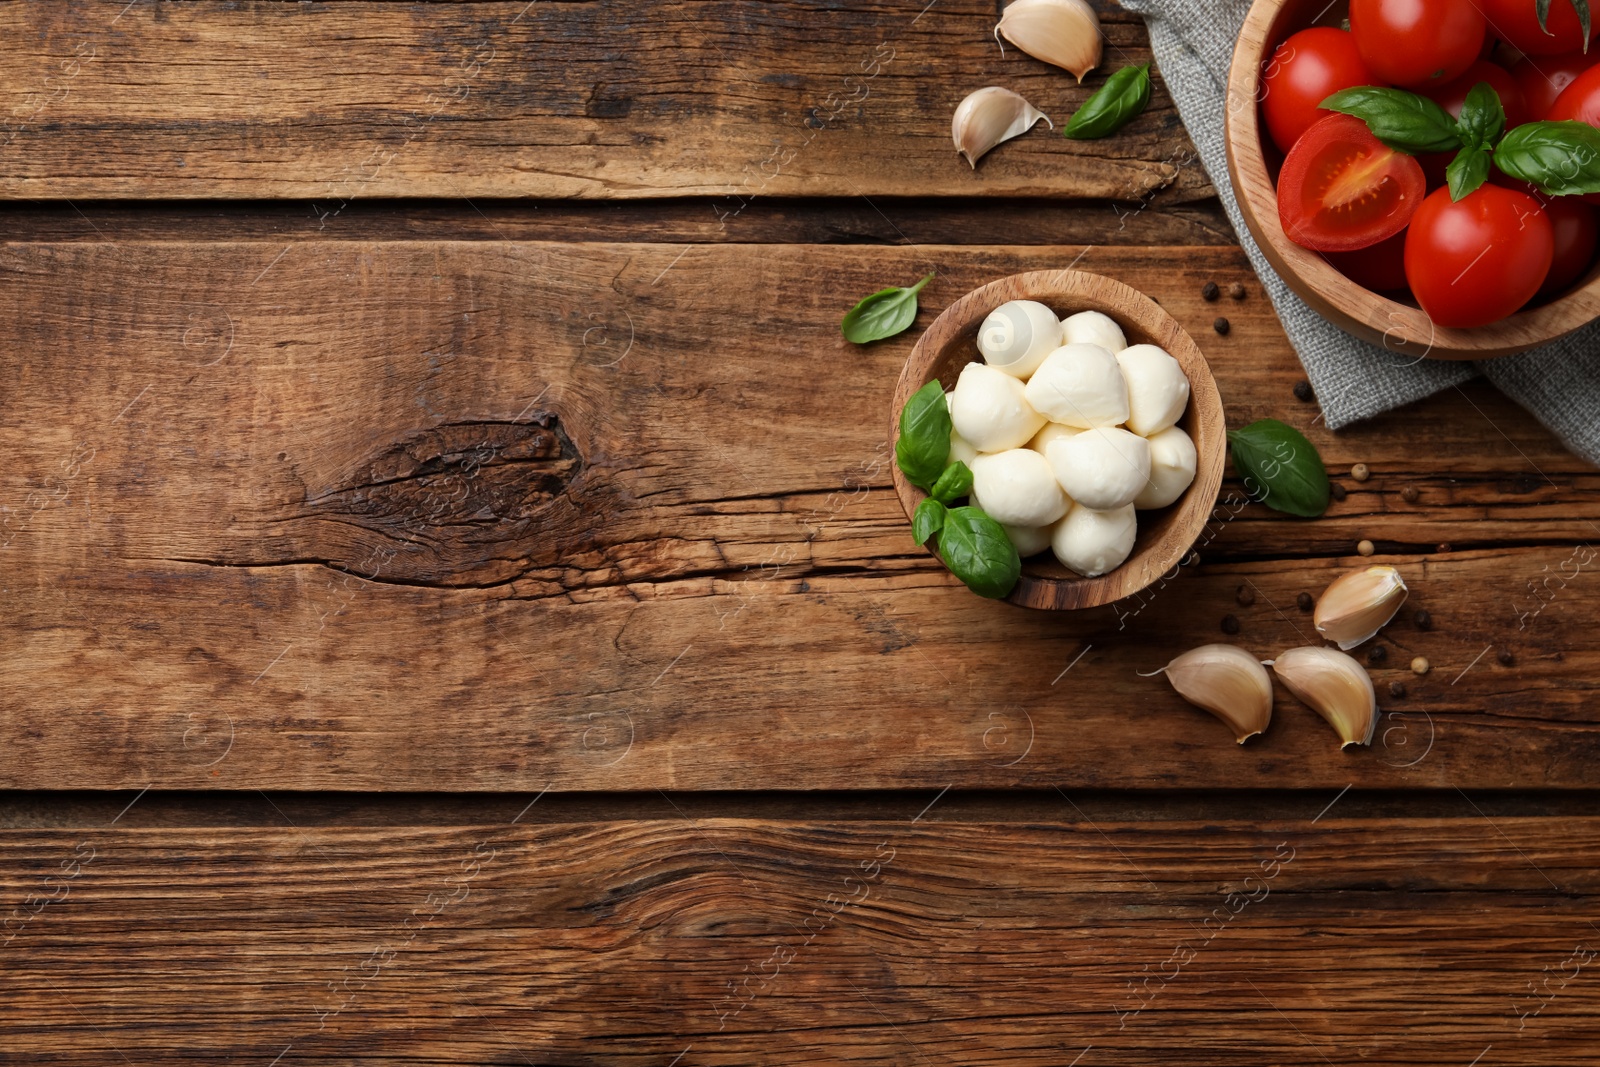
3, 2, 1599, 1062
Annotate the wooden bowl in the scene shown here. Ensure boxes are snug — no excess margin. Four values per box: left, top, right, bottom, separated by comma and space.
1225, 0, 1600, 360
890, 270, 1227, 611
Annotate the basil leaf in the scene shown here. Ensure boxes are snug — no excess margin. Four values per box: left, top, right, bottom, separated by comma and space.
841, 272, 934, 344
938, 506, 1021, 599
930, 460, 974, 504
1320, 87, 1462, 154
1063, 64, 1151, 141
1494, 121, 1600, 196
1226, 419, 1329, 519
894, 380, 952, 492
912, 498, 947, 545
1455, 82, 1505, 150
1446, 144, 1492, 201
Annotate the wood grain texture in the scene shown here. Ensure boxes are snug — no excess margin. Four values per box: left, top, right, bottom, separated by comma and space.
891, 269, 1227, 609
2, 239, 1597, 792
4, 816, 1600, 1064
0, 0, 1211, 203
1224, 0, 1600, 360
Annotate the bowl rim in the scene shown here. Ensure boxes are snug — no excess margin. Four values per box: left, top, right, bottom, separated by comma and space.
889, 268, 1227, 611
1224, 0, 1600, 360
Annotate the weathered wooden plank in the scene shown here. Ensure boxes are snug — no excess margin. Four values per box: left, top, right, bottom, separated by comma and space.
2, 817, 1599, 1064
0, 0, 1211, 203
1, 240, 1595, 792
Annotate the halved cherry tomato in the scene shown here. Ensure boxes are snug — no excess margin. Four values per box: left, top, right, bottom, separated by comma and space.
1405, 185, 1554, 327
1278, 113, 1427, 252
1421, 60, 1529, 128
1537, 196, 1598, 298
1261, 28, 1379, 153
1327, 230, 1410, 291
1479, 0, 1597, 56
1350, 0, 1486, 88
1511, 51, 1592, 120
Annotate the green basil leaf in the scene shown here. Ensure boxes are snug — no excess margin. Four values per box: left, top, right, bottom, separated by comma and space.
894, 380, 952, 492
1063, 64, 1151, 141
912, 498, 947, 545
938, 506, 1021, 599
929, 460, 974, 504
1446, 144, 1492, 201
1320, 86, 1462, 154
1494, 121, 1600, 195
1455, 82, 1505, 150
1226, 419, 1329, 518
841, 272, 934, 344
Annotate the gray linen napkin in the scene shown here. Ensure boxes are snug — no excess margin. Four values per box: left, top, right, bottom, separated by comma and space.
1119, 0, 1600, 465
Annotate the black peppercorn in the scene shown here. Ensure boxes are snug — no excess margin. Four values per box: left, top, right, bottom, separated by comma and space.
1401, 485, 1419, 503
1368, 645, 1387, 665
1236, 585, 1255, 607
1228, 282, 1246, 300
1330, 483, 1347, 501
1389, 681, 1406, 699
1293, 379, 1313, 401
1202, 281, 1220, 301
1414, 609, 1432, 631
1213, 316, 1231, 336
1296, 592, 1314, 612
1498, 649, 1515, 666
1221, 614, 1241, 634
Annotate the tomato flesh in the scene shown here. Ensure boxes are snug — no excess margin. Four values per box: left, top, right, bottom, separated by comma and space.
1350, 0, 1486, 88
1481, 0, 1597, 55
1261, 28, 1379, 154
1511, 51, 1593, 120
1278, 113, 1427, 252
1405, 185, 1554, 328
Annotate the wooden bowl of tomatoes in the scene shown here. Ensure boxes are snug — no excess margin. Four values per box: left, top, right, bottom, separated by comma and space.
1226, 0, 1600, 359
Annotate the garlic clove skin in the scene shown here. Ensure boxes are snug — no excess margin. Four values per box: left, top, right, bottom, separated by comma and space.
1061, 310, 1127, 354
978, 299, 1063, 379
1028, 421, 1084, 452
1157, 644, 1274, 744
1002, 520, 1057, 558
1045, 426, 1151, 511
1116, 344, 1191, 437
952, 87, 1052, 169
1133, 425, 1196, 510
1051, 502, 1135, 577
1271, 646, 1377, 748
995, 0, 1103, 83
1023, 343, 1130, 428
971, 449, 1070, 527
1313, 565, 1409, 651
950, 362, 1047, 452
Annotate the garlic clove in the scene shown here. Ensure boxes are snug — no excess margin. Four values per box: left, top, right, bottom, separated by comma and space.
995, 0, 1103, 83
1270, 646, 1377, 748
978, 299, 1062, 378
1153, 644, 1273, 744
1313, 565, 1409, 650
952, 87, 1052, 169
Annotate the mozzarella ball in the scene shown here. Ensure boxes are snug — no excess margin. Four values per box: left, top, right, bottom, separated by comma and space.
946, 391, 979, 464
1061, 310, 1127, 354
1134, 426, 1198, 509
978, 300, 1062, 380
1052, 503, 1137, 577
971, 449, 1069, 527
950, 362, 1046, 452
1116, 344, 1191, 436
1045, 427, 1151, 510
1002, 521, 1057, 558
1027, 421, 1083, 452
1023, 344, 1130, 429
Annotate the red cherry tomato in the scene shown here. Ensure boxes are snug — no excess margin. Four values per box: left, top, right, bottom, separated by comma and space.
1537, 197, 1598, 298
1549, 63, 1600, 125
1261, 28, 1379, 153
1277, 113, 1427, 252
1511, 51, 1592, 120
1479, 0, 1597, 56
1404, 185, 1554, 327
1349, 0, 1486, 88
1327, 230, 1410, 291
1421, 60, 1528, 128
